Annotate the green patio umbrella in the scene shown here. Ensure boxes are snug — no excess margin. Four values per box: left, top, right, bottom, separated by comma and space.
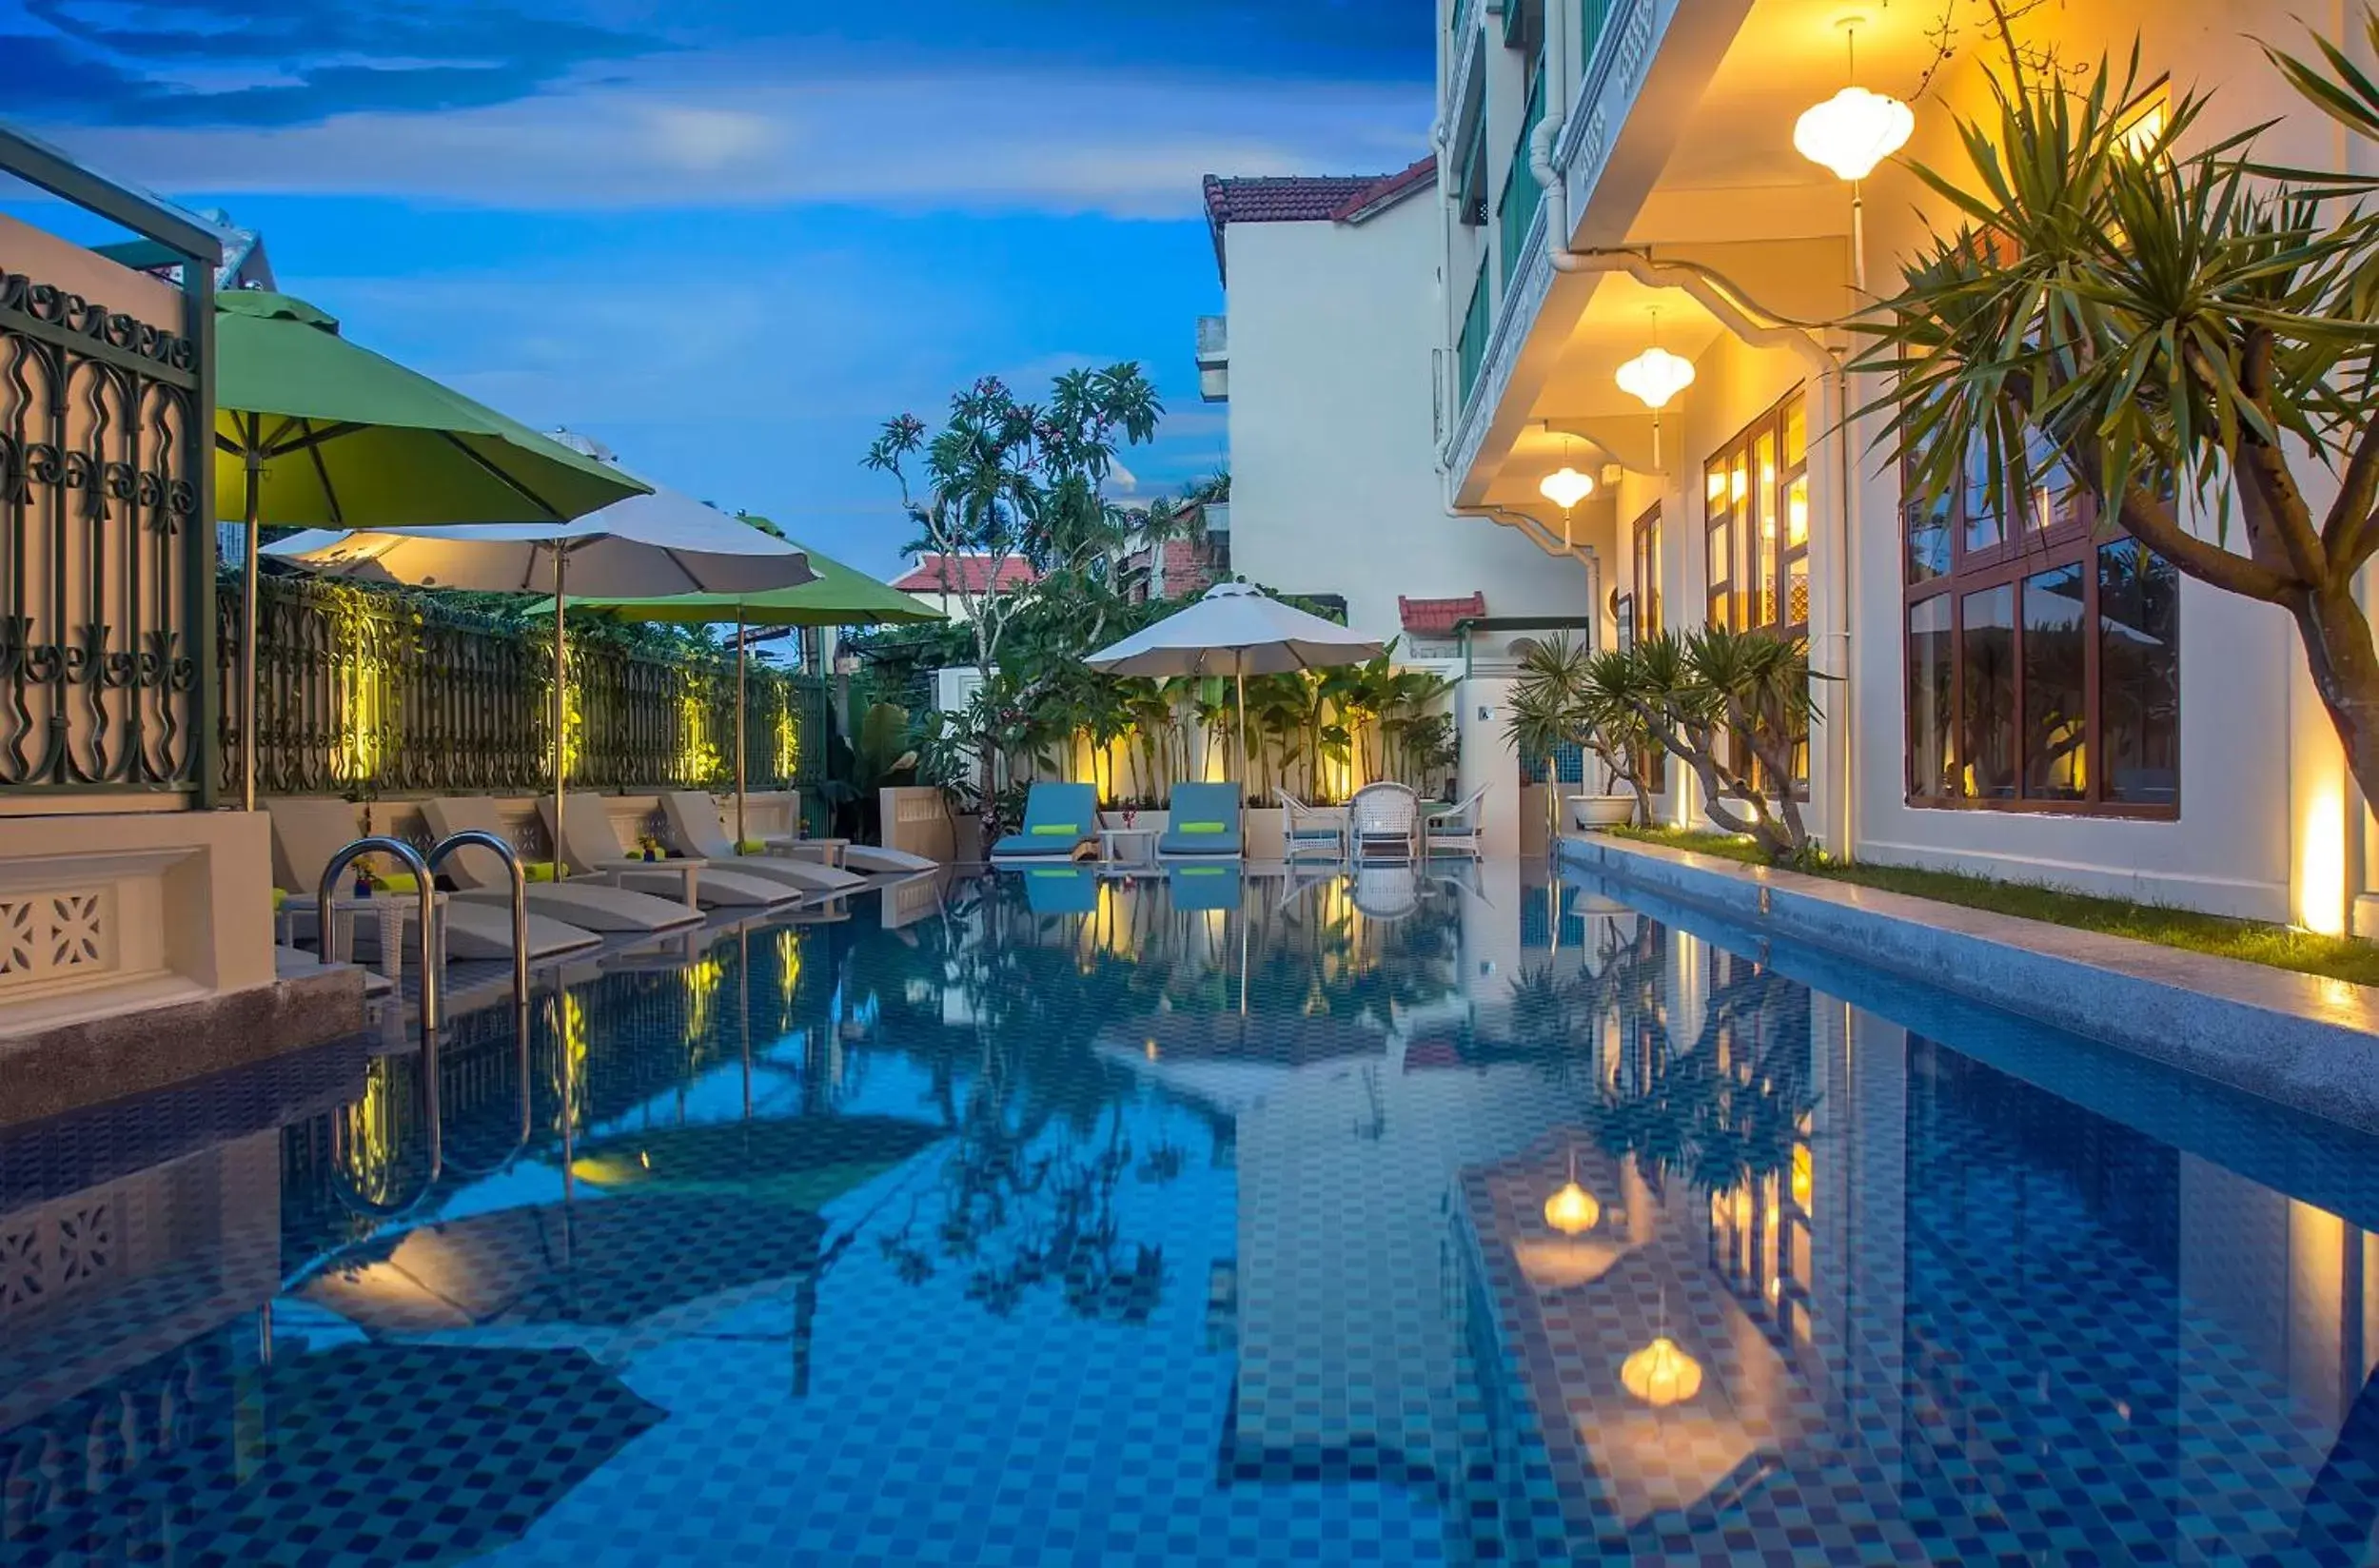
216, 289, 647, 810
542, 526, 943, 843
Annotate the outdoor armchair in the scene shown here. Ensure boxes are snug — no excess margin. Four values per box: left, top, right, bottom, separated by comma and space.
1276, 790, 1347, 861
1348, 782, 1421, 862
1157, 782, 1245, 860
990, 782, 1100, 863
1424, 785, 1489, 860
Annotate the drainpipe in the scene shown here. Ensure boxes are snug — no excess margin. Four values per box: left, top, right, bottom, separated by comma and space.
1524, 64, 1862, 854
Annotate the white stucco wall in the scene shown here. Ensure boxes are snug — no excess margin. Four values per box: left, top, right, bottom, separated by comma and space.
1223, 196, 1596, 647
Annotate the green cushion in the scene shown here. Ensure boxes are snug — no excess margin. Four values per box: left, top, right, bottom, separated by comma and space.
737, 839, 769, 855
1029, 823, 1079, 836
524, 861, 560, 883
375, 872, 422, 894
1178, 822, 1229, 835
272, 888, 287, 912
1180, 867, 1227, 877
1031, 868, 1077, 878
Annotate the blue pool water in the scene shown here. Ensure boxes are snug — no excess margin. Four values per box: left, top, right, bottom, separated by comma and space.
2, 865, 2375, 1566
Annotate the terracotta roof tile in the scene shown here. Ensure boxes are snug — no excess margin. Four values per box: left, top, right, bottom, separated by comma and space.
890, 554, 1040, 596
1200, 156, 1436, 281
1399, 593, 1486, 637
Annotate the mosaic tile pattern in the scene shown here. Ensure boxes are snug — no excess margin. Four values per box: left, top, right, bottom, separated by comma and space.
1, 869, 2375, 1566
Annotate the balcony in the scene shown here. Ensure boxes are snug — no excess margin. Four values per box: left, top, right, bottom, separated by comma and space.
1498, 62, 1546, 290
1196, 314, 1228, 403
1457, 259, 1491, 409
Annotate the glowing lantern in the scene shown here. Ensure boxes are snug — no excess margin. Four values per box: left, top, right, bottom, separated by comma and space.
1620, 1336, 1704, 1406
1543, 1179, 1602, 1235
1539, 466, 1596, 511
1615, 345, 1697, 412
1793, 86, 1914, 182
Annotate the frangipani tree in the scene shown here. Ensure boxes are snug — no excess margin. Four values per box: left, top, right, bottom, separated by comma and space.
1859, 16, 2379, 812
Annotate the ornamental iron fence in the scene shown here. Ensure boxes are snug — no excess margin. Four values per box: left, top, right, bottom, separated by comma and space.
0, 219, 213, 794
217, 573, 829, 799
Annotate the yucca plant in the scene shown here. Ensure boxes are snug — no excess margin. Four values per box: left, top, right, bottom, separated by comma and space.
1503, 634, 1659, 827
1602, 630, 1819, 860
1858, 15, 2379, 812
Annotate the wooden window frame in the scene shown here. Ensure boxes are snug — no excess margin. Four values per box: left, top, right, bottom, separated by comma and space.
1703, 388, 1810, 639
1900, 443, 2180, 819
1632, 501, 1661, 640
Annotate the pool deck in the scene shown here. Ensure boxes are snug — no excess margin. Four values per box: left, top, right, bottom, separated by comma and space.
1561, 832, 2379, 1135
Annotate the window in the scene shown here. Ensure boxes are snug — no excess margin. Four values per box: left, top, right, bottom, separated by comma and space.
1702, 390, 1809, 637
1901, 436, 2179, 814
1632, 503, 1661, 638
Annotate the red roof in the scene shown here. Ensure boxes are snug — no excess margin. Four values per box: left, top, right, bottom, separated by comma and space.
890, 553, 1039, 596
1399, 593, 1486, 637
1201, 156, 1437, 281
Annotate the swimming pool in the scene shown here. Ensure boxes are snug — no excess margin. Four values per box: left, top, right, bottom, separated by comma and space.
2, 864, 2374, 1565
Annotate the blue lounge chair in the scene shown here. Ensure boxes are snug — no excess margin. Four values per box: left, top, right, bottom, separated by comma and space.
1158, 782, 1244, 859
1167, 862, 1242, 912
1020, 865, 1100, 914
989, 782, 1099, 864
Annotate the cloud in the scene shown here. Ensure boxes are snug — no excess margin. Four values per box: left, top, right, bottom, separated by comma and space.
37, 51, 1430, 218
13, 0, 666, 125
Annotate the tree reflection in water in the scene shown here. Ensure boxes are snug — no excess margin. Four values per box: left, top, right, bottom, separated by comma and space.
851, 872, 1473, 1323
1492, 911, 1816, 1207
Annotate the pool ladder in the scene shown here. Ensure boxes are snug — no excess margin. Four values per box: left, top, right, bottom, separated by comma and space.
316, 832, 537, 1199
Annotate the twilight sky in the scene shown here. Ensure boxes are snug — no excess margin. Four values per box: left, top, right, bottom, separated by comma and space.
1, 0, 1435, 576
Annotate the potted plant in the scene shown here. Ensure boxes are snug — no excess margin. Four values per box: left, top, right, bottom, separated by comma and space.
1504, 636, 1655, 832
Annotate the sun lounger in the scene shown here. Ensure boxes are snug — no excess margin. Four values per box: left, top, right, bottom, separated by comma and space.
658, 792, 869, 897
543, 793, 798, 911
1018, 865, 1100, 913
422, 796, 702, 933
841, 844, 940, 876
1167, 862, 1242, 911
267, 796, 601, 962
989, 782, 1098, 863
1157, 782, 1244, 859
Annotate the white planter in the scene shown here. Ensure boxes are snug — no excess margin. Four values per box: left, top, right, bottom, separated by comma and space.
1569, 794, 1636, 831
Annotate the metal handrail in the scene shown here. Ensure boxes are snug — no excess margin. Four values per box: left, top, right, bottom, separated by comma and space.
316, 835, 440, 1029
317, 834, 442, 1194
424, 830, 536, 1167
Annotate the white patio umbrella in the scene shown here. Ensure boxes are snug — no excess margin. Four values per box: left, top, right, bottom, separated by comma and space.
1083, 582, 1385, 794
265, 500, 814, 847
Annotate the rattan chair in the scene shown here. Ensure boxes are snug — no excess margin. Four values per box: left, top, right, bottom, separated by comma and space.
1348, 782, 1421, 862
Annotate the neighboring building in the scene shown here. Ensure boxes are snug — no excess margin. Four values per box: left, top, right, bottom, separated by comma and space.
1118, 500, 1231, 605
1199, 157, 1595, 650
1428, 0, 2366, 931
94, 206, 277, 291
889, 553, 1040, 623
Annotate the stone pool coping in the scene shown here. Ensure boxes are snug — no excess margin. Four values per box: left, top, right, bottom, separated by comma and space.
1560, 833, 2379, 1135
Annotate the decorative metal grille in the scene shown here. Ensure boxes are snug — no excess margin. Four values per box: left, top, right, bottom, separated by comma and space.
0, 264, 206, 791
220, 574, 828, 797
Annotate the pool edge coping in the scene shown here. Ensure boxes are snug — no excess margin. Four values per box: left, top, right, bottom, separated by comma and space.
1559, 833, 2379, 1136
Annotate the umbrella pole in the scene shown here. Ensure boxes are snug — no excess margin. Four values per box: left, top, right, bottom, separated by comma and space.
239, 433, 262, 813
736, 606, 748, 849
552, 548, 568, 864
